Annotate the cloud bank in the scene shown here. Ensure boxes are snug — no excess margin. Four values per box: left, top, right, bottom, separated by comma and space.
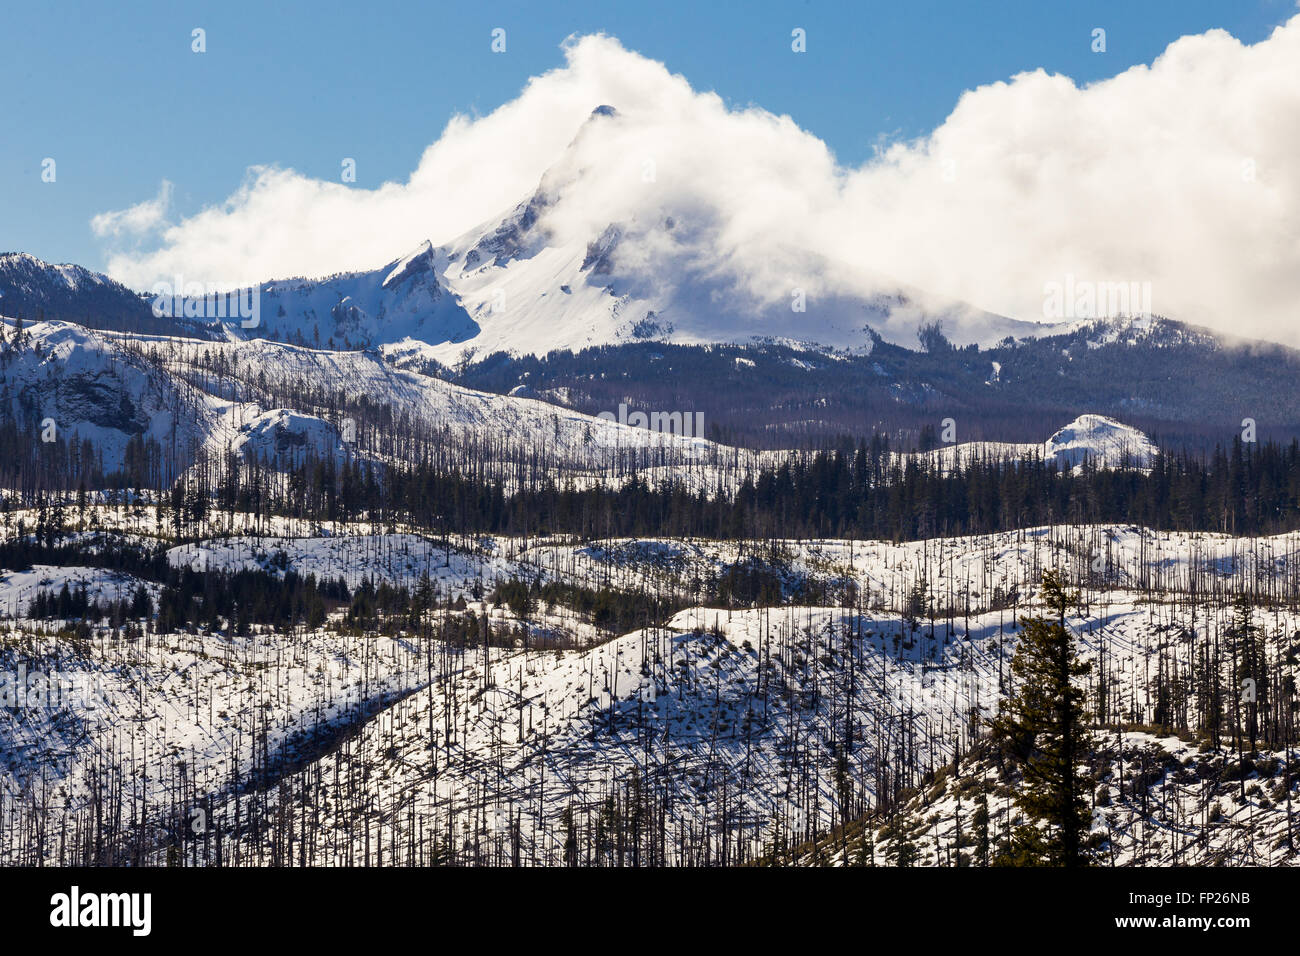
90, 180, 174, 240
95, 20, 1300, 345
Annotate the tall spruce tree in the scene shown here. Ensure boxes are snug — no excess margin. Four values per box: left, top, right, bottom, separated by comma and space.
990, 569, 1094, 866
1228, 594, 1265, 752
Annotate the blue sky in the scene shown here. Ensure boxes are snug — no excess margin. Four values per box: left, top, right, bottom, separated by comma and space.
2, 0, 1293, 274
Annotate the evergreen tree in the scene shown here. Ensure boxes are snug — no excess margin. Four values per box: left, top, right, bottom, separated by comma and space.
990, 570, 1094, 866
1228, 594, 1266, 752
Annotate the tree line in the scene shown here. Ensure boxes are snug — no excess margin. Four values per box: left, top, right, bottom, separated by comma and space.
156, 433, 1300, 543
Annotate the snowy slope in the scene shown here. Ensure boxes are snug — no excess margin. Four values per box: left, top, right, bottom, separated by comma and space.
231, 409, 352, 469
192, 108, 1055, 364
0, 320, 724, 478
0, 252, 212, 337
0, 318, 237, 475
789, 729, 1300, 867
0, 317, 1163, 490
916, 413, 1157, 472
159, 336, 720, 474
218, 241, 479, 349
1045, 413, 1158, 469
6, 520, 1299, 866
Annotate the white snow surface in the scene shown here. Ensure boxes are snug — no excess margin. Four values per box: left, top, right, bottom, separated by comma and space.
3, 521, 1298, 865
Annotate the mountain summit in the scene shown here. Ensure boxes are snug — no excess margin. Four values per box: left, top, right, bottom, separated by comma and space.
188, 108, 1053, 363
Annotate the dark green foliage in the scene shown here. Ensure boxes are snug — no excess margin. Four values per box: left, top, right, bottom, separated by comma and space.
489, 577, 688, 634
28, 566, 347, 633
989, 570, 1094, 866
248, 434, 1300, 543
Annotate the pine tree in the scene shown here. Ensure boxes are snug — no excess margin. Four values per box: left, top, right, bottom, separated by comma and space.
1228, 595, 1265, 752
990, 569, 1094, 866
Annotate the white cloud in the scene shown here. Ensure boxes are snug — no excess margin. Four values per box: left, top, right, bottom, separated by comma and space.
90, 179, 173, 239
94, 20, 1300, 345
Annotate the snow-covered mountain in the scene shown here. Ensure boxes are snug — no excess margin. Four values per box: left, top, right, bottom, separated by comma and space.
2, 109, 1282, 393
0, 319, 232, 478
1045, 413, 1158, 469
0, 252, 213, 338
242, 241, 479, 350
0, 319, 726, 478
0, 316, 1162, 487
210, 107, 1057, 363
914, 413, 1156, 472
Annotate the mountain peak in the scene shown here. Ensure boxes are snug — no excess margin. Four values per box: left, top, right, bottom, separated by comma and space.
0, 250, 212, 336
1046, 414, 1157, 469
0, 251, 107, 293
381, 240, 436, 289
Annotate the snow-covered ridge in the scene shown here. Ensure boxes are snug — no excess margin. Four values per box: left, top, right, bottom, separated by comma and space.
0, 319, 731, 477
0, 319, 1161, 485
0, 251, 116, 294
915, 413, 1156, 472
231, 409, 351, 468
121, 108, 1052, 363
0, 318, 232, 479
1045, 413, 1157, 469
5, 520, 1295, 866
